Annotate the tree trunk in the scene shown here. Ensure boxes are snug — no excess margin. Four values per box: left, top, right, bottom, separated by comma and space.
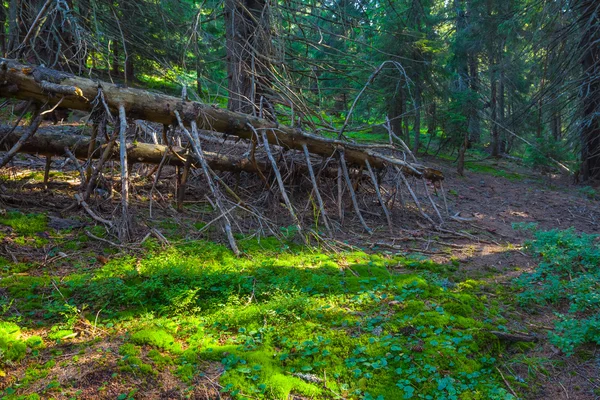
551, 110, 561, 141
498, 74, 505, 153
455, 0, 471, 173
112, 41, 119, 76
0, 2, 6, 56
388, 86, 404, 138
0, 125, 380, 180
125, 55, 134, 83
427, 102, 436, 137
468, 53, 481, 143
0, 58, 443, 181
490, 67, 499, 157
412, 84, 421, 154
0, 124, 268, 173
506, 99, 515, 153
579, 0, 600, 181
7, 0, 20, 53
225, 0, 270, 114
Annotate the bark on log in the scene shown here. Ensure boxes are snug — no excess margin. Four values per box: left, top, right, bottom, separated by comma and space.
0, 124, 268, 173
0, 125, 374, 182
0, 58, 443, 181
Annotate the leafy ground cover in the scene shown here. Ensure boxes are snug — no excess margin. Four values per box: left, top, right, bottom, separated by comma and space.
0, 161, 598, 399
513, 225, 600, 356
0, 211, 521, 399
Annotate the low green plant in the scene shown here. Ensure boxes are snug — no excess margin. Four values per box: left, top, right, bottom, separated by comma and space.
513, 226, 600, 355
578, 186, 597, 200
524, 137, 574, 173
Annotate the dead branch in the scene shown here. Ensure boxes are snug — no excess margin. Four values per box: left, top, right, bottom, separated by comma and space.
118, 104, 132, 241
74, 193, 113, 228
339, 149, 372, 234
365, 159, 393, 233
302, 143, 332, 236
0, 112, 43, 169
175, 111, 240, 255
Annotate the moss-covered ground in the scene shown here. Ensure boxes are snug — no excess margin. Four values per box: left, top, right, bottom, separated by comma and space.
2, 193, 599, 400
0, 211, 534, 399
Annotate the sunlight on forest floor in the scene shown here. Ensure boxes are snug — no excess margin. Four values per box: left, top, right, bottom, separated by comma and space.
0, 212, 519, 399
0, 163, 598, 399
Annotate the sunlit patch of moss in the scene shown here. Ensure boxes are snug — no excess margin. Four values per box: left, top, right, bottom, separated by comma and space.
0, 321, 27, 363
94, 255, 137, 279
47, 329, 75, 341
131, 329, 183, 354
0, 211, 47, 235
147, 349, 173, 367
0, 322, 44, 379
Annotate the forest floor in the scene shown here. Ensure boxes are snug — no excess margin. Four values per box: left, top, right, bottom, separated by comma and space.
0, 149, 599, 400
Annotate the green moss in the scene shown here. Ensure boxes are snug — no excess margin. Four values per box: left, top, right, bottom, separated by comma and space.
0, 211, 47, 235
465, 163, 524, 181
131, 329, 182, 353
2, 236, 519, 399
147, 349, 173, 366
175, 364, 195, 382
118, 355, 156, 376
119, 343, 141, 357
0, 321, 27, 363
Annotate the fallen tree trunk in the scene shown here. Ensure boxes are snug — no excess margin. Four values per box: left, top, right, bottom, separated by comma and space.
0, 125, 351, 179
0, 58, 443, 181
0, 125, 268, 173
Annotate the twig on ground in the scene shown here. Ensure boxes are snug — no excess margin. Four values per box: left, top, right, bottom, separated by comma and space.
495, 366, 518, 398
75, 193, 113, 228
85, 230, 126, 249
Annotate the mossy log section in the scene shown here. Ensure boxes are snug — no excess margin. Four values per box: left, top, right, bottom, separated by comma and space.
0, 58, 443, 181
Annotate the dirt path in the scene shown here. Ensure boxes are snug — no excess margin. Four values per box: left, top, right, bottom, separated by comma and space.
428, 157, 600, 400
